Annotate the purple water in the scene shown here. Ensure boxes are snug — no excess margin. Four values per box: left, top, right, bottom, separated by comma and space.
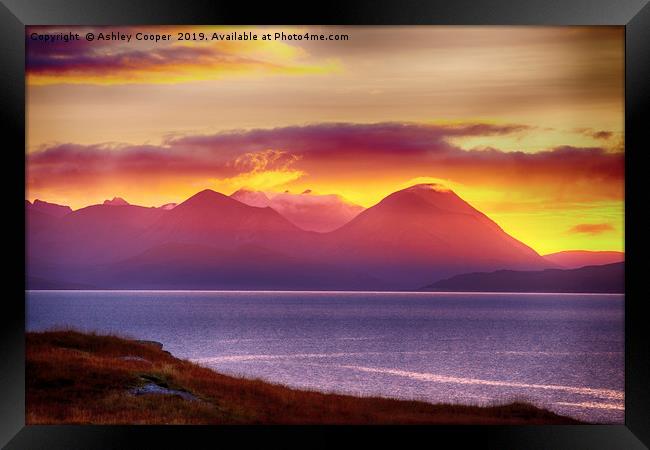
26, 290, 624, 423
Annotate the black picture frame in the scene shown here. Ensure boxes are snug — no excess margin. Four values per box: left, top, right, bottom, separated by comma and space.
2, 0, 648, 448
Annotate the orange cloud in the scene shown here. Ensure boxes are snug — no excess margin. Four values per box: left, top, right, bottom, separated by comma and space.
574, 128, 615, 140
568, 223, 615, 235
231, 149, 301, 173
26, 122, 623, 210
223, 150, 304, 191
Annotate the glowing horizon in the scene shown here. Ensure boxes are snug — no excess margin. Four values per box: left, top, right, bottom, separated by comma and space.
26, 26, 624, 254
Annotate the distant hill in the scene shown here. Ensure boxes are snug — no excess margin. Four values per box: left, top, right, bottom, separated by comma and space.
27, 203, 166, 267
28, 199, 72, 218
422, 262, 624, 293
26, 276, 94, 290
26, 200, 73, 236
543, 250, 624, 269
85, 243, 386, 290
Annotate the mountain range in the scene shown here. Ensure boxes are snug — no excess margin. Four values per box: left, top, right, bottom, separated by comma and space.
25, 184, 623, 291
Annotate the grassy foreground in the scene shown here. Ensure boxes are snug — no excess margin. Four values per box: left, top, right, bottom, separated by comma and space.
26, 330, 581, 425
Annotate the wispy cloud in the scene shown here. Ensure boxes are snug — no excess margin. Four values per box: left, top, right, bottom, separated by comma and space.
568, 223, 615, 235
26, 26, 338, 85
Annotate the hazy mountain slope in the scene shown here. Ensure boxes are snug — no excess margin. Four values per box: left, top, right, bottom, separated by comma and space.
87, 243, 386, 290
543, 250, 624, 269
231, 189, 364, 232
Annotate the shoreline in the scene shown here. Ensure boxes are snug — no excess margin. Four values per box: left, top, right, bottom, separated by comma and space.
27, 329, 583, 425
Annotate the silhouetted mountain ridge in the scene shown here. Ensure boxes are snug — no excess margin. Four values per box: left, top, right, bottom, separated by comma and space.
422, 262, 624, 293
27, 184, 608, 291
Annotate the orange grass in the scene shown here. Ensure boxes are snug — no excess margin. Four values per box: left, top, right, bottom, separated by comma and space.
26, 330, 582, 425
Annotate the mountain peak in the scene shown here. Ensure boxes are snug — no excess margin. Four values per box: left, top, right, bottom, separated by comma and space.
178, 189, 244, 210
195, 189, 219, 196
146, 188, 302, 244
103, 197, 130, 206
374, 183, 475, 216
405, 183, 449, 191
403, 183, 453, 194
189, 189, 228, 200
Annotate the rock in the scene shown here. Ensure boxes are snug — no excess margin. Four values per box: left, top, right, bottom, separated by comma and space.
120, 356, 151, 364
130, 383, 199, 402
135, 340, 164, 350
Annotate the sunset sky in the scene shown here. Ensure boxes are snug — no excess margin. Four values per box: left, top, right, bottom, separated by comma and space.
26, 26, 624, 254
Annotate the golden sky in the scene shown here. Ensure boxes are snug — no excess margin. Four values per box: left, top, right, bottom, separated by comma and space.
26, 26, 624, 254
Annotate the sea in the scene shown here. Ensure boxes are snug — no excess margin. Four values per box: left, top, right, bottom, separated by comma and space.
25, 290, 624, 423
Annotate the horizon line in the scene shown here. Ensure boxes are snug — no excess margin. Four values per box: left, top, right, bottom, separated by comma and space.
25, 290, 624, 296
